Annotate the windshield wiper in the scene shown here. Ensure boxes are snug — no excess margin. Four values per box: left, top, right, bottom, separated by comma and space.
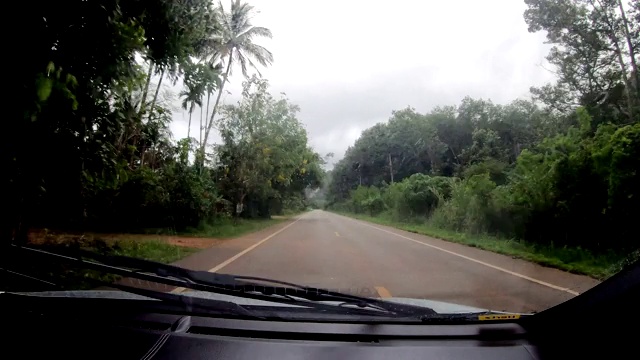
8, 245, 436, 319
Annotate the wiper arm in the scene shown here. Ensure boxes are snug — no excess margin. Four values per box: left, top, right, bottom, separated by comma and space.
229, 275, 438, 317
85, 249, 437, 318
9, 245, 436, 319
101, 280, 266, 319
3, 248, 265, 320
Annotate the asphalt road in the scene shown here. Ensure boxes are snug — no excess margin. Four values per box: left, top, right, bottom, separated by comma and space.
173, 210, 601, 313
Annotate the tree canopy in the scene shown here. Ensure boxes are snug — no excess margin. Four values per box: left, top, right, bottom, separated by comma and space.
326, 0, 639, 253
4, 0, 322, 243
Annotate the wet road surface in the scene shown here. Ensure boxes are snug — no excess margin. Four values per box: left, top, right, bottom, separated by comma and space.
173, 210, 601, 313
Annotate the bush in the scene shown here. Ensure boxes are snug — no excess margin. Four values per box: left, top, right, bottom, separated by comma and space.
429, 174, 497, 233
86, 163, 220, 231
383, 174, 453, 220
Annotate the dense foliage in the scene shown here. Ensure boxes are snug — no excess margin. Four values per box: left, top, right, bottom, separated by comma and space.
327, 0, 639, 253
4, 0, 322, 243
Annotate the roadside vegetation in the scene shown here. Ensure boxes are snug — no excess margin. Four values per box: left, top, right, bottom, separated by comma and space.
334, 211, 625, 279
5, 0, 324, 263
4, 0, 639, 288
185, 217, 287, 239
324, 0, 640, 279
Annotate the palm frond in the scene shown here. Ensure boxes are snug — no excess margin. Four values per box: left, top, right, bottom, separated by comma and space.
242, 54, 262, 77
240, 26, 273, 40
213, 0, 273, 79
241, 42, 273, 67
180, 95, 189, 111
236, 51, 249, 78
229, 2, 253, 35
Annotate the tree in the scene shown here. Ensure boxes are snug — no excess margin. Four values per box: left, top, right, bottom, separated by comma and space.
181, 84, 203, 141
5, 0, 228, 243
524, 0, 639, 123
216, 77, 321, 217
200, 0, 274, 159
181, 60, 220, 144
137, 0, 218, 120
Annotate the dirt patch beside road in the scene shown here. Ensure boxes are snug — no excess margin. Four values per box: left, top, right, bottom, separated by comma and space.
162, 236, 223, 249
28, 230, 222, 249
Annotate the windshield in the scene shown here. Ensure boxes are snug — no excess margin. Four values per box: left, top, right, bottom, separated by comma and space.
3, 0, 639, 321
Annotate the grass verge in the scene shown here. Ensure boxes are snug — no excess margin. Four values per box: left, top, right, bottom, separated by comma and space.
108, 238, 199, 263
140, 213, 303, 239
185, 217, 285, 238
3, 234, 199, 291
7, 212, 303, 290
332, 211, 627, 280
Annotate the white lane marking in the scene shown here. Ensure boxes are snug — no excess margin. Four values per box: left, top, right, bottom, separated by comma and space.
208, 215, 305, 272
170, 214, 306, 294
338, 215, 580, 296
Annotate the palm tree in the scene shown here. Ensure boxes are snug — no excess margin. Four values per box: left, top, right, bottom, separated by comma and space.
200, 0, 274, 157
201, 61, 223, 145
181, 84, 204, 142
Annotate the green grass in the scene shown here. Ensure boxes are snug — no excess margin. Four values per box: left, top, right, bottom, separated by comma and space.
332, 211, 627, 280
109, 239, 199, 263
184, 217, 287, 238
12, 215, 304, 291
6, 236, 200, 291
139, 211, 308, 239
10, 213, 308, 291
76, 239, 198, 287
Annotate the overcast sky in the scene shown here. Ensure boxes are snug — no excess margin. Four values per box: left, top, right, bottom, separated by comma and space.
169, 0, 556, 166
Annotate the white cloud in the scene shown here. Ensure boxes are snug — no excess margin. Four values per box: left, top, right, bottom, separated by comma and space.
170, 0, 556, 161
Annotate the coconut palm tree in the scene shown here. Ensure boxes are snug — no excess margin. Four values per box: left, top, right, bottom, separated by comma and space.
200, 0, 274, 157
201, 61, 223, 145
181, 83, 204, 142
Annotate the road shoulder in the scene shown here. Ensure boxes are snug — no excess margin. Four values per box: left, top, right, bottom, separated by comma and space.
329, 211, 601, 295
171, 215, 303, 271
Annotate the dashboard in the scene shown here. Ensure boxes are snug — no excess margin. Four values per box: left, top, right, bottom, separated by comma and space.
7, 298, 539, 360
3, 260, 639, 359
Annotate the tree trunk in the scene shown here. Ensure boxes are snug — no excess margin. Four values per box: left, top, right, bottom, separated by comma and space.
197, 90, 212, 172
199, 99, 204, 145
187, 108, 193, 140
611, 39, 635, 121
140, 146, 146, 168
617, 0, 637, 77
593, 0, 635, 121
448, 145, 460, 164
201, 50, 233, 161
205, 90, 211, 129
388, 153, 394, 183
138, 62, 154, 117
148, 68, 165, 120
617, 0, 638, 117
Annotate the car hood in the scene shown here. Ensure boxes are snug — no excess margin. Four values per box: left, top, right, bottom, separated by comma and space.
9, 289, 492, 314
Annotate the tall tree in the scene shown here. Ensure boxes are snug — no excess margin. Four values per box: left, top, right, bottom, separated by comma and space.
196, 61, 223, 163
200, 0, 274, 159
524, 0, 639, 123
181, 85, 203, 141
138, 0, 218, 119
216, 77, 320, 217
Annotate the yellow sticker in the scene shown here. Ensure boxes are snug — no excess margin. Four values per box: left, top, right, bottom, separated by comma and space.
478, 314, 521, 321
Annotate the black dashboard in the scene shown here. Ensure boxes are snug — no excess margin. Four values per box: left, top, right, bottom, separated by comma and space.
7, 297, 538, 360
3, 261, 639, 359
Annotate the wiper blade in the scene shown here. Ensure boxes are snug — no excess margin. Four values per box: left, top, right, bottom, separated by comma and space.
2, 249, 265, 320
229, 275, 438, 317
98, 280, 266, 319
92, 250, 437, 318
9, 245, 436, 319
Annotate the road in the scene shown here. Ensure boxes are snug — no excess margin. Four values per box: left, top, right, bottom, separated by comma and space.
173, 210, 600, 313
